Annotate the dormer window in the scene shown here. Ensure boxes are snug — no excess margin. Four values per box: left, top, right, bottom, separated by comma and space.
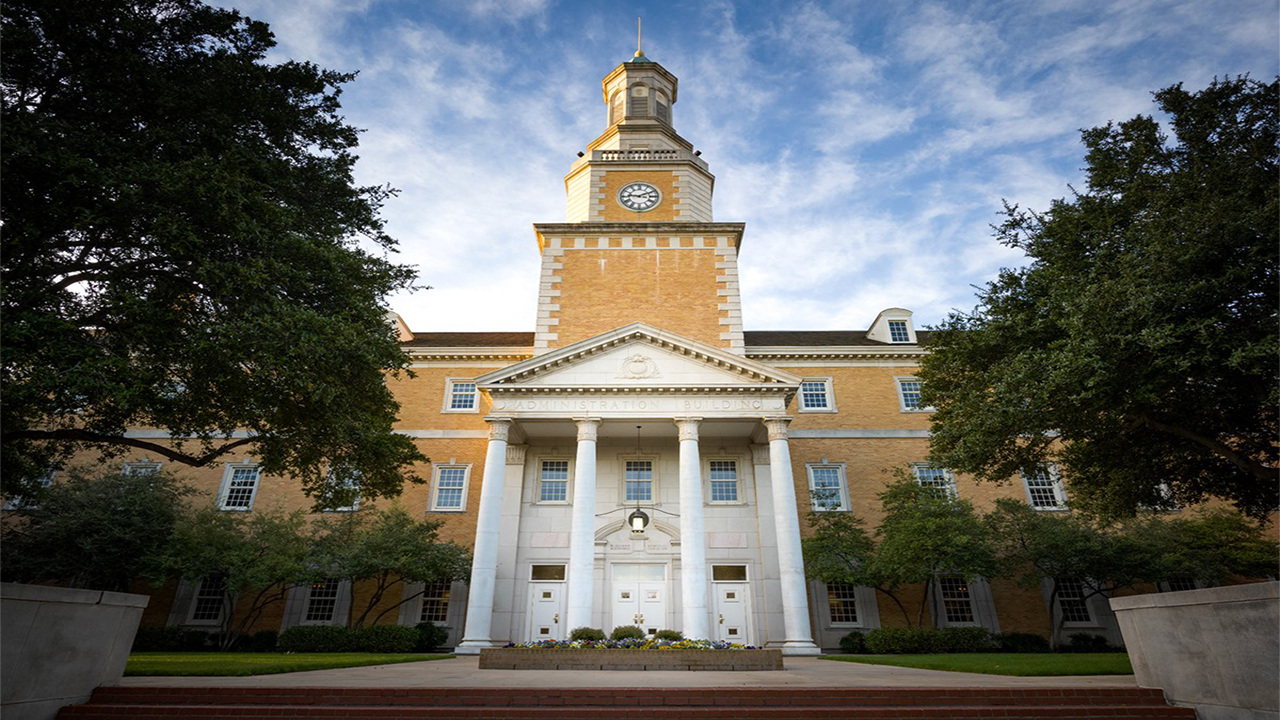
867, 308, 917, 344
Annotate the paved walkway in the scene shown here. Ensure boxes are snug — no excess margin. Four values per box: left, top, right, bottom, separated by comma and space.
118, 655, 1138, 689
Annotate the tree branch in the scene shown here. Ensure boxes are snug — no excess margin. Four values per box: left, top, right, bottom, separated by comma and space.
1, 428, 255, 467
1139, 414, 1277, 481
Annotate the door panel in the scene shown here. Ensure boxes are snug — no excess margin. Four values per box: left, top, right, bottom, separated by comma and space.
528, 582, 564, 641
714, 583, 749, 644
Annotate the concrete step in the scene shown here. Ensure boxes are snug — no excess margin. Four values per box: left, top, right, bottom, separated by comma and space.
60, 686, 1197, 719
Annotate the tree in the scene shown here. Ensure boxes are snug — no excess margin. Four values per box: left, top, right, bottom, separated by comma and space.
0, 467, 191, 592
0, 0, 424, 505
985, 499, 1156, 647
869, 477, 997, 629
1122, 508, 1278, 587
802, 510, 916, 628
311, 506, 471, 628
919, 77, 1278, 519
164, 506, 313, 650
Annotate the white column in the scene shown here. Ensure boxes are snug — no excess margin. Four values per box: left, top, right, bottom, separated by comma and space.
565, 417, 601, 631
455, 417, 512, 654
764, 416, 820, 655
674, 417, 710, 640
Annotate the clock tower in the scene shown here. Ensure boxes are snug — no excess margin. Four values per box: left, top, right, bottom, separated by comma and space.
534, 49, 745, 354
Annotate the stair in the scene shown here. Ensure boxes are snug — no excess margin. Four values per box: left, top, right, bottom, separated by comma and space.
60, 686, 1196, 719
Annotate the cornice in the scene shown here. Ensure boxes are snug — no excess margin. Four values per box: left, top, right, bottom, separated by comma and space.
485, 384, 794, 396
405, 348, 534, 363
745, 345, 927, 361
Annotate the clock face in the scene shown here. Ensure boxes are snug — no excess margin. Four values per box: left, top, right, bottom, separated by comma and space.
618, 182, 661, 212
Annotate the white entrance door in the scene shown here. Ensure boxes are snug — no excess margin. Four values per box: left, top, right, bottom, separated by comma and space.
714, 583, 750, 644
528, 582, 565, 641
611, 564, 666, 636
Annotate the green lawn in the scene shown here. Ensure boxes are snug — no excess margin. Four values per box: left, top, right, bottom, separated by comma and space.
125, 652, 455, 676
822, 652, 1133, 676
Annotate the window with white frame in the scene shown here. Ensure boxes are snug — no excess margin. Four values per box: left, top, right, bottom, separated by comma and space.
123, 461, 162, 476
623, 459, 654, 503
913, 465, 957, 497
938, 575, 976, 623
887, 320, 910, 343
4, 468, 56, 510
431, 465, 470, 511
1163, 576, 1199, 592
826, 582, 860, 624
708, 460, 739, 503
538, 459, 570, 503
442, 379, 478, 413
807, 463, 848, 511
419, 581, 452, 623
303, 579, 342, 623
188, 576, 227, 624
798, 378, 835, 412
1022, 465, 1067, 510
321, 469, 361, 512
896, 377, 928, 412
219, 464, 261, 511
1055, 577, 1093, 623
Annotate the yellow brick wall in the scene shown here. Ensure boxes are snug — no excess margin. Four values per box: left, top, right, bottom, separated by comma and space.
785, 364, 932, 431
600, 170, 679, 221
387, 366, 499, 430
550, 247, 726, 347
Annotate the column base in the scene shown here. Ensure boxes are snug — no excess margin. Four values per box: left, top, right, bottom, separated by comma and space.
454, 639, 498, 655
779, 640, 822, 656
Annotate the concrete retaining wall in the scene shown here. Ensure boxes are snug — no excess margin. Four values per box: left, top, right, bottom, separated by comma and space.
479, 648, 784, 670
1111, 581, 1278, 720
1, 583, 148, 720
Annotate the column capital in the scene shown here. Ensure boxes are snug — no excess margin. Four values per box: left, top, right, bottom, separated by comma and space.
763, 416, 793, 442
673, 416, 703, 442
484, 416, 514, 442
574, 417, 602, 442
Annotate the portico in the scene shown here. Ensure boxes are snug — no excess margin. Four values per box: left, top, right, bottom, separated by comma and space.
454, 324, 819, 654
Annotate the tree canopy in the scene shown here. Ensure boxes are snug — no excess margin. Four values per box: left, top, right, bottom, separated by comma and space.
919, 77, 1278, 519
1, 0, 424, 504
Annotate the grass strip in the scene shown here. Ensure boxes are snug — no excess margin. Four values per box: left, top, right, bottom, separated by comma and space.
126, 652, 454, 676
822, 652, 1133, 676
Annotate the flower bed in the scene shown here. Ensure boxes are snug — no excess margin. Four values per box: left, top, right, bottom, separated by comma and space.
479, 642, 784, 671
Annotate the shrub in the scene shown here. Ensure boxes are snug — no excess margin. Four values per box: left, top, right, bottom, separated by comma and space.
132, 626, 193, 651
610, 625, 645, 641
838, 631, 867, 654
654, 629, 684, 641
864, 627, 928, 654
278, 625, 353, 653
1063, 632, 1117, 653
414, 622, 450, 652
351, 626, 418, 653
241, 630, 279, 652
568, 627, 605, 641
933, 627, 996, 653
994, 632, 1050, 653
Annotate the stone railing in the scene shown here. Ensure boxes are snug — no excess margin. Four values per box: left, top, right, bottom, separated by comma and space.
596, 149, 687, 162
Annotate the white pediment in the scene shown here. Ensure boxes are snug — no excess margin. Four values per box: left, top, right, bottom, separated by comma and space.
475, 323, 799, 391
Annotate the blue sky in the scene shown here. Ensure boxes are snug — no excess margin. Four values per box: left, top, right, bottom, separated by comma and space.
220, 0, 1277, 333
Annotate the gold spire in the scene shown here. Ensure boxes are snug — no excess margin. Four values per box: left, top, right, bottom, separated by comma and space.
635, 17, 645, 57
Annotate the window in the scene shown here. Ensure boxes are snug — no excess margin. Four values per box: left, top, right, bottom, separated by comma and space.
887, 320, 910, 343
1022, 465, 1067, 510
531, 564, 566, 581
938, 576, 975, 623
188, 576, 226, 624
123, 461, 162, 476
442, 379, 478, 413
303, 579, 341, 623
807, 463, 847, 511
624, 459, 653, 503
913, 465, 957, 497
538, 459, 570, 503
798, 378, 835, 412
419, 581, 452, 623
4, 468, 55, 510
712, 565, 747, 581
432, 465, 470, 511
1055, 578, 1093, 623
219, 464, 261, 511
1164, 576, 1199, 592
708, 460, 739, 503
322, 469, 361, 512
826, 583, 859, 624
896, 377, 929, 412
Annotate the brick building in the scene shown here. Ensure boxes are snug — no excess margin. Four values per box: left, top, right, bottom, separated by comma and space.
135, 49, 1126, 652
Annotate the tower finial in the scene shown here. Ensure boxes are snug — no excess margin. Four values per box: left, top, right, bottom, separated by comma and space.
635, 17, 644, 57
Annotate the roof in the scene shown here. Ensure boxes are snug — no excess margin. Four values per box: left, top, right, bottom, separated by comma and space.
400, 329, 929, 348
402, 332, 534, 347
743, 330, 931, 347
